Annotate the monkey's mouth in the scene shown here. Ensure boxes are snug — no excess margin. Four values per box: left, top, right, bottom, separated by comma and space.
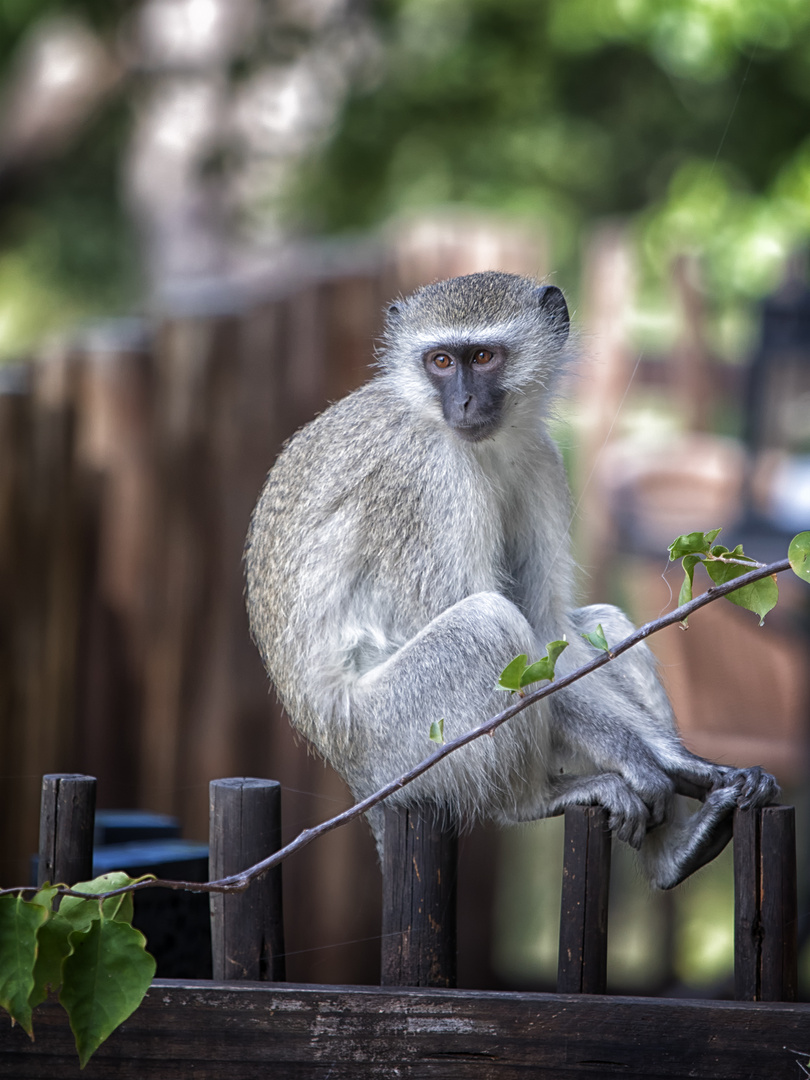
451, 419, 498, 443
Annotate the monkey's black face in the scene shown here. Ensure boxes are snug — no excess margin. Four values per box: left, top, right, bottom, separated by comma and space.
424, 344, 508, 442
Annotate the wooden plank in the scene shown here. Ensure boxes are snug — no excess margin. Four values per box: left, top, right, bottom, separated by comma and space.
557, 806, 610, 993
734, 805, 798, 1001
3, 980, 809, 1079
381, 806, 457, 987
209, 778, 285, 981
759, 806, 798, 1002
37, 773, 96, 888
733, 805, 759, 1000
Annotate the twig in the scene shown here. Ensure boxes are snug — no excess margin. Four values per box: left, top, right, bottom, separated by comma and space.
0, 557, 792, 902
705, 554, 766, 570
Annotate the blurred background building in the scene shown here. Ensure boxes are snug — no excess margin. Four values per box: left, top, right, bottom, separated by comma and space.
1, 0, 809, 995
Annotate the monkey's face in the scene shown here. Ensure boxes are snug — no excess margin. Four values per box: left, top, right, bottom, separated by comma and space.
378, 272, 570, 438
423, 343, 508, 442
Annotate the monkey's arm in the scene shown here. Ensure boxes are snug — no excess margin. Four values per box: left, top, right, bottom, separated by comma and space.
527, 771, 651, 849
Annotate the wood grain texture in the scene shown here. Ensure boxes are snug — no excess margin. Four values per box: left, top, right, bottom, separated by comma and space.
3, 980, 809, 1079
381, 806, 457, 987
37, 773, 96, 888
557, 805, 611, 994
209, 777, 285, 981
734, 805, 797, 1002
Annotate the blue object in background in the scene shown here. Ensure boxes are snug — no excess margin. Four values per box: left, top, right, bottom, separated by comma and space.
34, 810, 212, 978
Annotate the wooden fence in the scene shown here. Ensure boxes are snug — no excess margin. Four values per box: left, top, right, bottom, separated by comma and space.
1, 771, 807, 1079
2, 224, 808, 1000
0, 231, 548, 989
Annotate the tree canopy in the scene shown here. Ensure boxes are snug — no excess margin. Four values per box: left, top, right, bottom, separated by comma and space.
297, 0, 810, 320
2, 0, 810, 358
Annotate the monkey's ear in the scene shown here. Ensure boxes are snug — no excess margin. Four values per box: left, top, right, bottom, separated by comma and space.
387, 302, 403, 324
535, 285, 569, 342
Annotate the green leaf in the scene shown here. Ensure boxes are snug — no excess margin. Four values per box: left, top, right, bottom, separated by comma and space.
519, 657, 553, 686
678, 554, 702, 610
61, 916, 156, 1068
704, 558, 778, 625
519, 640, 569, 688
29, 909, 78, 1010
31, 884, 59, 911
497, 654, 528, 691
668, 528, 722, 561
0, 894, 50, 1037
429, 718, 445, 745
544, 639, 569, 666
60, 873, 141, 931
789, 532, 810, 583
581, 623, 609, 651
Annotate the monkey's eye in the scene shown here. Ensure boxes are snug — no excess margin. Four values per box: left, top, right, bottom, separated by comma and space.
431, 353, 454, 370
472, 349, 494, 365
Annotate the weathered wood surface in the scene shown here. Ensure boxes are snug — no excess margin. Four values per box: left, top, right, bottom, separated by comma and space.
209, 777, 285, 981
2, 980, 809, 1079
381, 805, 458, 987
37, 773, 96, 888
734, 805, 798, 1001
557, 805, 611, 994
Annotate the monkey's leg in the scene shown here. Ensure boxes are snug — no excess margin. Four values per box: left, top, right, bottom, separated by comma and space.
636, 789, 738, 889
561, 604, 779, 837
347, 591, 545, 836
637, 759, 780, 890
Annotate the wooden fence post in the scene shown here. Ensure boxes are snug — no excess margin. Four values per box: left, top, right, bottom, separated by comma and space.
381, 804, 457, 987
734, 805, 797, 1002
557, 806, 611, 994
209, 778, 285, 981
37, 774, 96, 889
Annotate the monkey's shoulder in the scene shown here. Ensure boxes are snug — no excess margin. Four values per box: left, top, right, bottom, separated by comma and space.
266, 380, 449, 505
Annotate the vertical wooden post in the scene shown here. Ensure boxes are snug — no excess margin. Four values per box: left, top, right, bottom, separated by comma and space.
557, 806, 611, 994
209, 778, 286, 982
381, 804, 457, 987
37, 774, 96, 888
734, 805, 797, 1002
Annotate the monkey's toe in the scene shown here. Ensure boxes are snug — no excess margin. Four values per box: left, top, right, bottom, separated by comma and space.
737, 765, 780, 809
713, 765, 780, 810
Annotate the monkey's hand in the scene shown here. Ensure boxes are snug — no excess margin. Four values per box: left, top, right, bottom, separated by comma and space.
614, 765, 675, 832
546, 773, 652, 850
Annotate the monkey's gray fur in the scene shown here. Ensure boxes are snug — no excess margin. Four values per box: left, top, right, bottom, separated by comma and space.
245, 271, 778, 889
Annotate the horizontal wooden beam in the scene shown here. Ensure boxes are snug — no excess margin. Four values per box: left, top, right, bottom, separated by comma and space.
3, 980, 809, 1079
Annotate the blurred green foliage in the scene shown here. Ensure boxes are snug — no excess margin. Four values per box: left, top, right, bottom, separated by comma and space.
297, 0, 810, 326
0, 0, 126, 59
0, 2, 137, 359
3, 0, 810, 358
0, 102, 137, 357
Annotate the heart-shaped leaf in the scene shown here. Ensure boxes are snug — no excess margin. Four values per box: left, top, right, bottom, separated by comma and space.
61, 916, 156, 1068
0, 894, 50, 1036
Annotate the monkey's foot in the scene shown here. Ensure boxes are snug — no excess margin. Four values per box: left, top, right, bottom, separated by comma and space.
712, 765, 780, 809
645, 765, 779, 890
644, 784, 740, 890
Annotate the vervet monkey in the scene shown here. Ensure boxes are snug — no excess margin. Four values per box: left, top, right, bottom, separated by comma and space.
245, 271, 777, 889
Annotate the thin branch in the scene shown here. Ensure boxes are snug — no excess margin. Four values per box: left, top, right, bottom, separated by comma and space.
1, 556, 793, 903
705, 554, 767, 570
